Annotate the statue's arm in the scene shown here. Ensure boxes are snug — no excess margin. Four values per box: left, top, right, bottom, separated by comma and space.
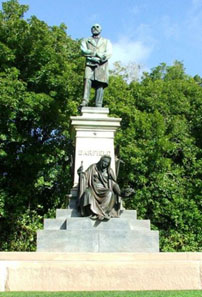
96, 39, 112, 62
81, 39, 101, 64
77, 164, 88, 200
108, 168, 117, 182
81, 39, 95, 57
104, 39, 112, 60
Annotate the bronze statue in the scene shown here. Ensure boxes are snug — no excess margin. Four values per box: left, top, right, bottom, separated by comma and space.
77, 155, 121, 220
80, 24, 112, 107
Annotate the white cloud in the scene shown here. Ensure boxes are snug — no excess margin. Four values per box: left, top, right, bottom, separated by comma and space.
111, 38, 153, 65
161, 16, 180, 40
130, 3, 148, 17
88, 14, 99, 23
192, 0, 202, 8
131, 5, 141, 16
185, 0, 202, 46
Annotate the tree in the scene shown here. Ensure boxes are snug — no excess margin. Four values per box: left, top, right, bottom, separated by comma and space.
105, 61, 202, 251
0, 0, 84, 250
109, 61, 143, 83
0, 1, 201, 252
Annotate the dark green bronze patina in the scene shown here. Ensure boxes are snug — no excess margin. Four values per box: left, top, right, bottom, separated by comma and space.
77, 156, 121, 220
80, 24, 112, 107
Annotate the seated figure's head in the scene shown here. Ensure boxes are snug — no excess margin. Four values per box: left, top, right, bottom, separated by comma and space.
98, 155, 111, 170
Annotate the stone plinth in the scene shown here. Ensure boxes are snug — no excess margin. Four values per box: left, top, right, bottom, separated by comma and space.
0, 252, 202, 291
70, 107, 121, 186
37, 210, 159, 252
37, 107, 160, 254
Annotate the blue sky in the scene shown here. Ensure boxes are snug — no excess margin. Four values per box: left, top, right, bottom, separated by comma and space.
1, 0, 202, 77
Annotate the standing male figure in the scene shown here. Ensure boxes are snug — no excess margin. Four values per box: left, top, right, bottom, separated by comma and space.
80, 24, 112, 107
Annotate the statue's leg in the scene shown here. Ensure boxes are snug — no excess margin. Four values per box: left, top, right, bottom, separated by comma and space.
95, 84, 104, 107
81, 79, 92, 106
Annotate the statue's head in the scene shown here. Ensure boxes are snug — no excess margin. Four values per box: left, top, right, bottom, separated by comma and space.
91, 23, 102, 36
98, 155, 111, 170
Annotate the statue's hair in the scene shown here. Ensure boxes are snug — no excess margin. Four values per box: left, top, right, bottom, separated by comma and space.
100, 155, 111, 161
97, 155, 111, 173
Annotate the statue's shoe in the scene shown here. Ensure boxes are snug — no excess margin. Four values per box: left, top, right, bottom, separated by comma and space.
89, 214, 98, 220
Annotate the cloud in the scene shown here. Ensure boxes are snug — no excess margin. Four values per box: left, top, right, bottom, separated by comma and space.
111, 38, 153, 65
161, 16, 180, 40
89, 14, 99, 22
130, 3, 148, 17
192, 0, 202, 8
185, 0, 202, 46
130, 5, 141, 16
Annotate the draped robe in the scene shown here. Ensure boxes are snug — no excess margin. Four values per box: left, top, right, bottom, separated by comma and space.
78, 163, 121, 219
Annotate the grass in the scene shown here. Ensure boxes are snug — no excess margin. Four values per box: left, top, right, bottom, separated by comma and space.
0, 291, 201, 297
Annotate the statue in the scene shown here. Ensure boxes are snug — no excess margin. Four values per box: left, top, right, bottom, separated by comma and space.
80, 24, 112, 108
77, 155, 122, 220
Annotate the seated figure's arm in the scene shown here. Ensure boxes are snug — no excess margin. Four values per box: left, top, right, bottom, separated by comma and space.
77, 164, 84, 175
77, 163, 87, 200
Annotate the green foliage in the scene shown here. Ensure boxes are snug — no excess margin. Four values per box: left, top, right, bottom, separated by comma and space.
0, 1, 201, 252
0, 208, 43, 251
0, 0, 84, 250
106, 61, 202, 251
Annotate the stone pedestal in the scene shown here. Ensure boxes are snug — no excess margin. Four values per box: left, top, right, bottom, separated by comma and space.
1, 252, 202, 291
37, 106, 160, 253
70, 107, 121, 186
37, 209, 159, 252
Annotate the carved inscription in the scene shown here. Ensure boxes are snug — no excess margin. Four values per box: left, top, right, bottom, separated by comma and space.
78, 150, 111, 156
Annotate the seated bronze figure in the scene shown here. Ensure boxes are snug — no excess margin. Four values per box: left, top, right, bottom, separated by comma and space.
77, 155, 122, 220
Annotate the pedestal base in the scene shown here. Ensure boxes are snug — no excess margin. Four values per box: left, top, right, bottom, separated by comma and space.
0, 252, 201, 291
37, 209, 159, 252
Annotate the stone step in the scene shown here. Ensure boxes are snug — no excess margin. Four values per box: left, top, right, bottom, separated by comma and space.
120, 210, 137, 219
56, 208, 137, 219
44, 217, 150, 230
129, 219, 150, 230
65, 217, 150, 231
37, 229, 159, 253
44, 219, 66, 230
43, 217, 150, 231
56, 209, 81, 219
66, 217, 130, 230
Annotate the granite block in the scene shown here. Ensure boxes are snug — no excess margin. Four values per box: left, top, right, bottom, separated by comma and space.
44, 219, 66, 230
37, 230, 99, 252
56, 209, 81, 219
120, 210, 137, 219
66, 217, 130, 230
37, 229, 159, 253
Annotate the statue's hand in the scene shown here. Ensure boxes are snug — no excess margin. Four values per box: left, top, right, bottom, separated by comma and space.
121, 187, 135, 198
96, 54, 107, 63
89, 57, 100, 63
77, 165, 83, 175
100, 55, 107, 62
109, 174, 115, 181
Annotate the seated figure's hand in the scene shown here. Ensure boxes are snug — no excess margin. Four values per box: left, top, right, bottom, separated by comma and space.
77, 165, 83, 175
121, 187, 135, 198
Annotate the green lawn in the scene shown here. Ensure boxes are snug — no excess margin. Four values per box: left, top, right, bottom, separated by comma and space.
1, 291, 201, 297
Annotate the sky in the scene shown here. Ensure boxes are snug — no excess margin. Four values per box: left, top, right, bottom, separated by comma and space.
1, 0, 202, 77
